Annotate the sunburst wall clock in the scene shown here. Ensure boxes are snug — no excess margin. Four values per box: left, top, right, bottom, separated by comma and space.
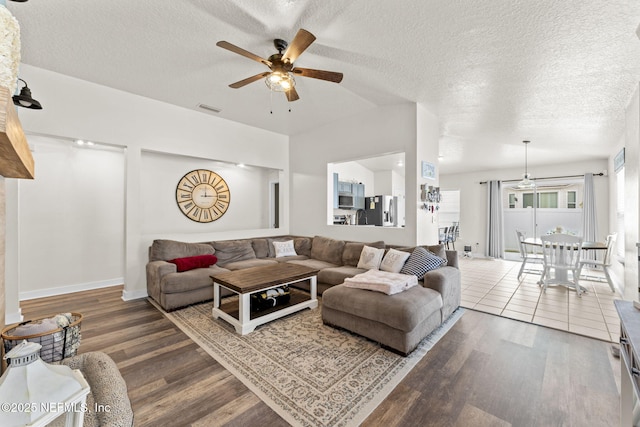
175, 169, 230, 223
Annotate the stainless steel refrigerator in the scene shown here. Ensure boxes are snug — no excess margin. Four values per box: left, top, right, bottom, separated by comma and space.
363, 195, 398, 226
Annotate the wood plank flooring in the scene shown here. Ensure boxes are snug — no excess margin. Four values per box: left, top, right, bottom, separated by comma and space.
19, 286, 621, 426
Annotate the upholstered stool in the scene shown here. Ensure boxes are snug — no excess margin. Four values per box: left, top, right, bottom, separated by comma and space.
52, 352, 134, 427
321, 284, 444, 356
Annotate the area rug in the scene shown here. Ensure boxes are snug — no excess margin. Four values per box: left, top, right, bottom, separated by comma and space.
160, 299, 464, 427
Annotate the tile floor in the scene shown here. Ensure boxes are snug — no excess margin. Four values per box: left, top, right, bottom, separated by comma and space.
458, 256, 621, 343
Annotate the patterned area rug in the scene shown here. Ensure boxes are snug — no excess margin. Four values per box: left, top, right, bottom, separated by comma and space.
162, 299, 464, 427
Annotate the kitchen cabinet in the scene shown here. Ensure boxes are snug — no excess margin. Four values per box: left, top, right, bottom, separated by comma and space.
353, 183, 365, 209
338, 181, 352, 193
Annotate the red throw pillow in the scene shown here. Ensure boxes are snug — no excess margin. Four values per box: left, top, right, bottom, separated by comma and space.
168, 254, 218, 272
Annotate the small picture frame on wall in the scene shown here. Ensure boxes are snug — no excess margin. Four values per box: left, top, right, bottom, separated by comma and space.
421, 161, 436, 180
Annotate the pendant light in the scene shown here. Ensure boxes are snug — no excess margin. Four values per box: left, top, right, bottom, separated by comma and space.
517, 140, 536, 189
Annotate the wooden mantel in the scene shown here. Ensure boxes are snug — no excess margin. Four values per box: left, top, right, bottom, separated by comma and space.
0, 85, 34, 179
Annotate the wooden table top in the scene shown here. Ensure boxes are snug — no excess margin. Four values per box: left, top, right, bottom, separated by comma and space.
211, 263, 319, 294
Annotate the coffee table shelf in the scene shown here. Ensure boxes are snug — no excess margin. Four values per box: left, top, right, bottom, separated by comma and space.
211, 263, 318, 335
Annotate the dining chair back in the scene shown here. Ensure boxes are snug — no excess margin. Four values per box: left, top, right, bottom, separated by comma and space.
540, 234, 584, 296
578, 233, 617, 293
515, 230, 544, 281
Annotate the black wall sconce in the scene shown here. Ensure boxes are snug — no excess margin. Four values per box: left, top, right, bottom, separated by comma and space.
13, 78, 42, 110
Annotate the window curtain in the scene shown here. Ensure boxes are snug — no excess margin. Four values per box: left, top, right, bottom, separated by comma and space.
581, 172, 598, 262
486, 180, 504, 258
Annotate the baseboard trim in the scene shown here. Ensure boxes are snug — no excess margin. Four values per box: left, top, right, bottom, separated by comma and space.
122, 288, 148, 301
19, 278, 124, 301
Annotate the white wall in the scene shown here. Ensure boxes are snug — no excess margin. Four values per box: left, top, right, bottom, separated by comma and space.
140, 151, 278, 234
290, 103, 424, 246
15, 136, 125, 299
416, 104, 440, 244
439, 159, 610, 258
6, 64, 289, 317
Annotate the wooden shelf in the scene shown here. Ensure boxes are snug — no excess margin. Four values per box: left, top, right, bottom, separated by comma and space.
0, 86, 34, 179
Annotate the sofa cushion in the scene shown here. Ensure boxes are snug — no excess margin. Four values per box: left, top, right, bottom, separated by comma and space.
400, 247, 447, 279
168, 254, 218, 272
274, 255, 309, 263
356, 245, 385, 270
342, 241, 385, 266
293, 237, 312, 258
252, 239, 270, 258
222, 258, 278, 271
311, 236, 345, 265
322, 284, 443, 332
287, 259, 339, 271
213, 240, 256, 266
150, 239, 214, 262
380, 249, 411, 273
319, 266, 368, 286
161, 265, 229, 294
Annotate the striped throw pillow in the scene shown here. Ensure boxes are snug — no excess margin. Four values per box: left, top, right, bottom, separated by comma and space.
400, 247, 446, 279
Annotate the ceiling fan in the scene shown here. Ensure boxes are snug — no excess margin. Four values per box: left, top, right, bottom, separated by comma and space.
216, 29, 343, 102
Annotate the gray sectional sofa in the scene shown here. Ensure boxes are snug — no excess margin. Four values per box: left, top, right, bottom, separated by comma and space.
146, 234, 461, 354
146, 235, 459, 309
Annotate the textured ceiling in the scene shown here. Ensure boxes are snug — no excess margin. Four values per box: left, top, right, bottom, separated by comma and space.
7, 0, 640, 174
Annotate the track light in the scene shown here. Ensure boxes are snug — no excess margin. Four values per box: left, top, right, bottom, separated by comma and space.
12, 78, 42, 110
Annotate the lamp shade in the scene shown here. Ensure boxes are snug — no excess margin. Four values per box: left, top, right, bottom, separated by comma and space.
0, 341, 89, 426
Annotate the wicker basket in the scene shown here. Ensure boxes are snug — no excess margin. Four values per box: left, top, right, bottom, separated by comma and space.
1, 312, 83, 363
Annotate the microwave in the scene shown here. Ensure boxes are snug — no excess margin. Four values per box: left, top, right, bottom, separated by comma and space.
338, 194, 354, 208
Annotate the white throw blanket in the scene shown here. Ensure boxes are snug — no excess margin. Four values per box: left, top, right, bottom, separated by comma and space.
343, 269, 418, 295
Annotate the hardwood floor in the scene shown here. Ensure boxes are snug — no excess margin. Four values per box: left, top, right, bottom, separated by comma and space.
20, 286, 621, 426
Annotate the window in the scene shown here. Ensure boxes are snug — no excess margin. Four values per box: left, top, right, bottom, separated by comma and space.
567, 191, 576, 208
523, 193, 535, 208
508, 193, 516, 208
523, 192, 558, 208
538, 192, 558, 208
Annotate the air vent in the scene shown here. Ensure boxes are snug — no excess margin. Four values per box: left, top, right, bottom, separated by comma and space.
197, 103, 222, 114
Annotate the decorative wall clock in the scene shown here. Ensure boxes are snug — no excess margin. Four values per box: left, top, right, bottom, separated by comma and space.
176, 169, 230, 223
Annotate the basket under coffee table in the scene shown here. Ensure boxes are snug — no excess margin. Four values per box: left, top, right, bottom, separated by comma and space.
211, 263, 319, 335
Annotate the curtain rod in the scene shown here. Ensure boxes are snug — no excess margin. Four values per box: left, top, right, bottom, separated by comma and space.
479, 172, 604, 185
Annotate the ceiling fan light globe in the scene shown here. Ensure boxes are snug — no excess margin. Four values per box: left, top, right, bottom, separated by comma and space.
265, 72, 295, 92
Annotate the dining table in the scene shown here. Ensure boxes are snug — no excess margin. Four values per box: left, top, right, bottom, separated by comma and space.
522, 237, 608, 292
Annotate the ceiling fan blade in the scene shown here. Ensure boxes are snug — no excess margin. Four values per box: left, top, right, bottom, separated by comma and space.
282, 29, 316, 64
229, 72, 271, 89
216, 41, 272, 67
285, 87, 300, 102
292, 67, 343, 83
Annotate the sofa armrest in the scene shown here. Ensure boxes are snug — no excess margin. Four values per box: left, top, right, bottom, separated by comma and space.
146, 261, 177, 302
422, 266, 461, 319
445, 250, 459, 268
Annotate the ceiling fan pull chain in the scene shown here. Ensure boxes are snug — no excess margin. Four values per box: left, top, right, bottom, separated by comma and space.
270, 90, 273, 114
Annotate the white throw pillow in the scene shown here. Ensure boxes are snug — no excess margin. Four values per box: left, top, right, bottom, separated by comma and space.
273, 240, 297, 258
356, 245, 385, 270
379, 248, 411, 273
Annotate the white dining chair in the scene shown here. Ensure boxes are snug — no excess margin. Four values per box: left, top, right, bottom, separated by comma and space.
516, 230, 544, 281
540, 234, 584, 296
578, 233, 617, 293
